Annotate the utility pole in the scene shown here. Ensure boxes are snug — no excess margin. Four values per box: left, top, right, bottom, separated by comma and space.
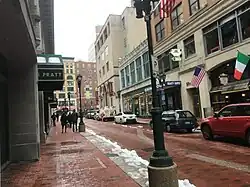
134, 0, 178, 186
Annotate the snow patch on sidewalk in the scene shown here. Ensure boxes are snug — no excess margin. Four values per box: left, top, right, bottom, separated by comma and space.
86, 129, 196, 187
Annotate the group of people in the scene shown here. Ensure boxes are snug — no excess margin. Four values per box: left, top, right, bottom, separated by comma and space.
51, 109, 79, 133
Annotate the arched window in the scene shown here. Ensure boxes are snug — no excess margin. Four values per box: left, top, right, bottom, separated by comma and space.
67, 75, 73, 80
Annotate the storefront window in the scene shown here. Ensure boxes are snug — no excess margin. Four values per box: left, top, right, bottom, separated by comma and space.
220, 14, 238, 48
136, 57, 143, 82
203, 23, 220, 55
143, 52, 150, 78
130, 62, 136, 84
239, 8, 250, 40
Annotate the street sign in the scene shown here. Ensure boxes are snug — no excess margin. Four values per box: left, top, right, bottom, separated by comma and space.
38, 69, 64, 81
151, 55, 159, 78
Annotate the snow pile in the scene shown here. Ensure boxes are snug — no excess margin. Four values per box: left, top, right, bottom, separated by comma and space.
179, 179, 196, 187
87, 129, 196, 187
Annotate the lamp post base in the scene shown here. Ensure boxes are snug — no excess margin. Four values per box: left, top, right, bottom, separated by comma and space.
148, 163, 178, 187
79, 122, 85, 132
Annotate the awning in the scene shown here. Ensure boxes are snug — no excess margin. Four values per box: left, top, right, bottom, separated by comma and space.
210, 79, 250, 94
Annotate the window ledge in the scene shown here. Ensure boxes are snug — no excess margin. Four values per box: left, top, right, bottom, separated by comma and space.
184, 54, 197, 62
205, 38, 250, 60
121, 77, 151, 91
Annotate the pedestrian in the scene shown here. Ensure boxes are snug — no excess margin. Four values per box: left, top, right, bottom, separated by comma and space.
51, 113, 56, 126
56, 112, 59, 122
67, 111, 73, 128
71, 109, 78, 132
60, 109, 68, 133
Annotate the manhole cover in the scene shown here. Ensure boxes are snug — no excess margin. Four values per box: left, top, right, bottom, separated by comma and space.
105, 153, 119, 157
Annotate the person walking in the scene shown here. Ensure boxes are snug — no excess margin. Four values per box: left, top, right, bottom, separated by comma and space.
56, 112, 59, 122
71, 110, 78, 132
60, 109, 68, 133
51, 113, 57, 126
68, 111, 73, 128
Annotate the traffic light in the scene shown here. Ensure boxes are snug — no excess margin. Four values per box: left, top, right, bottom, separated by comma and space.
134, 0, 144, 19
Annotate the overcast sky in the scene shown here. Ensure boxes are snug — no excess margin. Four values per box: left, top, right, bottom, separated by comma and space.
54, 0, 131, 61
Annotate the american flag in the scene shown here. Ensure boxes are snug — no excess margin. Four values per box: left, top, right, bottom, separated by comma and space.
191, 66, 206, 88
160, 0, 176, 18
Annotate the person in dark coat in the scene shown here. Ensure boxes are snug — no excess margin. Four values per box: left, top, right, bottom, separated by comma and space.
71, 110, 78, 132
51, 113, 57, 126
60, 109, 68, 133
56, 113, 59, 122
67, 111, 73, 128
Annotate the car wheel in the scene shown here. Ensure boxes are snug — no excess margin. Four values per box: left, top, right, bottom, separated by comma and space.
187, 129, 193, 133
201, 125, 213, 140
246, 130, 250, 146
166, 124, 171, 133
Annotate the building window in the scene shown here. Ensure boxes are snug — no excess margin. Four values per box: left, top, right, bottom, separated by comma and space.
130, 62, 136, 84
76, 64, 79, 68
67, 75, 73, 80
67, 87, 74, 92
220, 13, 238, 48
66, 69, 69, 74
239, 3, 250, 40
59, 93, 65, 99
70, 69, 73, 74
143, 52, 150, 78
184, 35, 196, 58
189, 0, 200, 15
120, 69, 125, 88
136, 57, 143, 82
99, 70, 101, 78
67, 81, 74, 86
125, 65, 130, 86
82, 64, 85, 68
171, 3, 183, 30
203, 23, 220, 55
102, 66, 105, 75
76, 70, 79, 74
106, 61, 109, 72
155, 20, 165, 42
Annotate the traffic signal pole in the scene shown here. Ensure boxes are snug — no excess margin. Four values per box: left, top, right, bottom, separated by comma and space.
134, 0, 178, 186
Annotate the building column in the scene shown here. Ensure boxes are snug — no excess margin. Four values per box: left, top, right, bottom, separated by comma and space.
198, 73, 212, 118
38, 91, 46, 143
8, 64, 40, 162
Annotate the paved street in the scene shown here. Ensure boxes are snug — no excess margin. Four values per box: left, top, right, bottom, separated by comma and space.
1, 122, 139, 187
85, 119, 250, 187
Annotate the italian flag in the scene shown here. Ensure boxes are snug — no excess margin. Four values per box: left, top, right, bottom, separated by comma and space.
234, 51, 250, 80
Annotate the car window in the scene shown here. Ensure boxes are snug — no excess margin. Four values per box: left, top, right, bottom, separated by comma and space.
116, 113, 122, 116
235, 105, 250, 116
176, 111, 194, 118
219, 106, 237, 117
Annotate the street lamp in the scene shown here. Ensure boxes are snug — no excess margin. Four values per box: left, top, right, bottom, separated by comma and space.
134, 1, 178, 187
76, 74, 85, 132
67, 92, 71, 111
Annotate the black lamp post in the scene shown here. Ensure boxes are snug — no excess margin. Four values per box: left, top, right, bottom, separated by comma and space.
67, 92, 71, 110
76, 74, 85, 132
134, 0, 178, 186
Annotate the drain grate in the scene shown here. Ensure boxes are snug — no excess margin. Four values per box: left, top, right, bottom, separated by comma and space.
105, 153, 119, 157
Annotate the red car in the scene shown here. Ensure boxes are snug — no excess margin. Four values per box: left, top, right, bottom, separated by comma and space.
200, 103, 250, 145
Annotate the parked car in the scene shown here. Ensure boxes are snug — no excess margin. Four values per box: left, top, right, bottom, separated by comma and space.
149, 110, 198, 133
94, 111, 101, 120
200, 103, 250, 145
114, 112, 137, 124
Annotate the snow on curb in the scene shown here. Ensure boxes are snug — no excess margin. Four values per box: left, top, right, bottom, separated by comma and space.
86, 129, 196, 187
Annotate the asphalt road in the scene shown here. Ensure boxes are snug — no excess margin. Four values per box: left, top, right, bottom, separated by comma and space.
85, 119, 250, 187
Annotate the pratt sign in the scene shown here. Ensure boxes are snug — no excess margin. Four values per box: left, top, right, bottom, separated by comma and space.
38, 69, 64, 81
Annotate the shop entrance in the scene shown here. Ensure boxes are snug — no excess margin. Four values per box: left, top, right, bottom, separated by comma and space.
189, 88, 202, 118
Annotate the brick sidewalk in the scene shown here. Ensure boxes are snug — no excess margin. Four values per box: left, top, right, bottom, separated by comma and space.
1, 122, 139, 187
